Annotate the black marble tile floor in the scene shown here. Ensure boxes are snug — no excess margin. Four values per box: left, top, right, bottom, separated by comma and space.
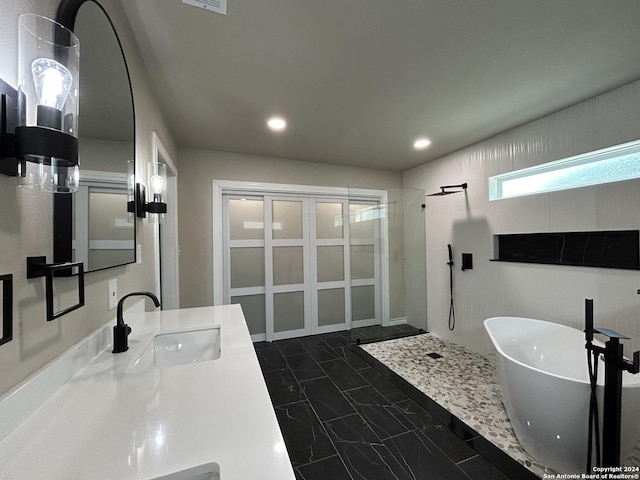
255, 327, 514, 480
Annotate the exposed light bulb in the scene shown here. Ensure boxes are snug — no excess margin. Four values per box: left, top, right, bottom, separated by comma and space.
150, 174, 164, 195
31, 58, 72, 110
41, 69, 63, 106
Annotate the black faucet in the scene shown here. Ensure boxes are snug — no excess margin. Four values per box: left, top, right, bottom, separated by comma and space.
584, 298, 640, 468
113, 291, 161, 353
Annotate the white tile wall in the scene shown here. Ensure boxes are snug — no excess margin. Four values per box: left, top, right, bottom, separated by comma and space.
404, 79, 640, 355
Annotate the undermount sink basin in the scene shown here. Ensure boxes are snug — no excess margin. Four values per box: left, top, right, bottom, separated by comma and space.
151, 462, 220, 480
128, 326, 221, 373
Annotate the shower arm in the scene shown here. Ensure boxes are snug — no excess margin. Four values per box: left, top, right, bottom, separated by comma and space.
425, 182, 468, 198
439, 183, 467, 190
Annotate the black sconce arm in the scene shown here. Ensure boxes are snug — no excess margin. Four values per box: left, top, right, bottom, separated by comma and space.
0, 78, 18, 175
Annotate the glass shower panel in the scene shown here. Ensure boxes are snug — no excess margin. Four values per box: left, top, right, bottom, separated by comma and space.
350, 245, 375, 280
316, 202, 343, 239
317, 288, 345, 326
349, 204, 375, 238
349, 186, 426, 344
273, 246, 304, 285
352, 285, 375, 321
317, 245, 344, 282
228, 199, 264, 240
231, 294, 266, 335
230, 247, 265, 288
347, 199, 379, 332
274, 291, 305, 332
272, 200, 302, 239
400, 187, 427, 334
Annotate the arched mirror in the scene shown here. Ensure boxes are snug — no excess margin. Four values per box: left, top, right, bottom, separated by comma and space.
54, 0, 136, 272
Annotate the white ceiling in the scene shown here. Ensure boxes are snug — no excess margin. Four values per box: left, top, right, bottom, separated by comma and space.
119, 0, 640, 171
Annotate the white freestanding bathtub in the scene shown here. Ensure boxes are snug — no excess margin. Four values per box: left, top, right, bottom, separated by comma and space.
484, 316, 640, 474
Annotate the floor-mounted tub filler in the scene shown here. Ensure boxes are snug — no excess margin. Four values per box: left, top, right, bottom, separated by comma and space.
484, 316, 640, 474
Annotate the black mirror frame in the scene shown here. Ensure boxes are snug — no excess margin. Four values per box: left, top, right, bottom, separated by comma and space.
54, 0, 137, 272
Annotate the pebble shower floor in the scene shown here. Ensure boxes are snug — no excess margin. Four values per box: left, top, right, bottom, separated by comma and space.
361, 333, 640, 476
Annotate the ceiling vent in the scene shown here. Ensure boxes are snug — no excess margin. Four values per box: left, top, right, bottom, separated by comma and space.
182, 0, 227, 15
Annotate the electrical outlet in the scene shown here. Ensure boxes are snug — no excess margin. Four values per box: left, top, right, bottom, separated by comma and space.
108, 279, 118, 310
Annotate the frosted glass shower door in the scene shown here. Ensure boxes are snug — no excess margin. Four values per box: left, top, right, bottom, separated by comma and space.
266, 197, 311, 340
348, 202, 381, 328
224, 196, 311, 341
224, 197, 267, 340
311, 200, 350, 334
221, 187, 385, 342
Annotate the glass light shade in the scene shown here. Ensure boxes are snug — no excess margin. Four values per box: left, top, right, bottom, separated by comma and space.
17, 14, 79, 193
148, 210, 165, 224
147, 162, 167, 200
147, 161, 167, 223
127, 160, 136, 221
17, 159, 80, 193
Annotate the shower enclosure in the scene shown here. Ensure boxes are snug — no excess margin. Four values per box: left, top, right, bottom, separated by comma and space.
349, 186, 427, 345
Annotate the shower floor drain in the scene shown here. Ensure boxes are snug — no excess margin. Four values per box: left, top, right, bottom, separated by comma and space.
426, 352, 443, 359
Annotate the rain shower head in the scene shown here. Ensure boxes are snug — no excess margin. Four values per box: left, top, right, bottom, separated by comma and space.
427, 183, 468, 196
428, 190, 457, 196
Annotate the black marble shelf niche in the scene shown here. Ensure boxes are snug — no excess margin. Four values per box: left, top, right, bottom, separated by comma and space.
492, 230, 640, 270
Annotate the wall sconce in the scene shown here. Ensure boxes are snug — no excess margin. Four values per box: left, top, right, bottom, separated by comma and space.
135, 162, 167, 222
0, 14, 80, 193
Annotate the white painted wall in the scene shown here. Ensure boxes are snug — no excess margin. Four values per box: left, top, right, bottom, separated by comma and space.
404, 79, 640, 355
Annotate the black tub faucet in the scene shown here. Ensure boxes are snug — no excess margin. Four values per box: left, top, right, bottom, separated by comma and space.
113, 291, 161, 353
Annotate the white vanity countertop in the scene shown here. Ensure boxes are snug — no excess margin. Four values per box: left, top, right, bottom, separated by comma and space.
0, 305, 296, 480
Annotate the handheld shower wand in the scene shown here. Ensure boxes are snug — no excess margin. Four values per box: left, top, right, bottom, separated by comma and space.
448, 244, 455, 331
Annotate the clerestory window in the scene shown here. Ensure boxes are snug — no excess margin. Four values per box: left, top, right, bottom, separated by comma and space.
488, 139, 640, 201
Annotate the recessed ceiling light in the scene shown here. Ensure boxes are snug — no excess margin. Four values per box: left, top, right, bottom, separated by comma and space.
413, 138, 432, 150
267, 116, 287, 132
